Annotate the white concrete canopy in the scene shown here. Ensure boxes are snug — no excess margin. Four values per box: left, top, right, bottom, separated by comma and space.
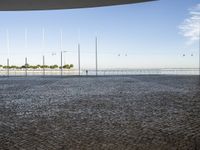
0, 0, 155, 11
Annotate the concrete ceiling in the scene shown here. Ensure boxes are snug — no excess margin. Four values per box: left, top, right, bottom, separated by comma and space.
0, 0, 155, 11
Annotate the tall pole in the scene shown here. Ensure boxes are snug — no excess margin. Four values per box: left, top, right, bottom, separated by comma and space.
61, 51, 63, 77
6, 30, 10, 77
43, 55, 45, 77
78, 43, 81, 76
199, 22, 200, 85
95, 37, 98, 76
7, 58, 9, 77
25, 29, 28, 77
25, 57, 28, 77
60, 29, 63, 77
42, 28, 45, 77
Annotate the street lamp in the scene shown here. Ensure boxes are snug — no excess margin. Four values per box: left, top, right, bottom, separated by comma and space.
60, 50, 68, 76
43, 51, 58, 76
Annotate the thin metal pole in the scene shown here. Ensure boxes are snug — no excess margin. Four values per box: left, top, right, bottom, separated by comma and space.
60, 29, 63, 50
61, 51, 63, 77
6, 30, 10, 77
25, 29, 28, 77
25, 57, 28, 77
78, 43, 81, 76
7, 58, 9, 77
197, 27, 200, 84
199, 22, 200, 85
60, 29, 63, 77
95, 37, 98, 76
43, 55, 45, 77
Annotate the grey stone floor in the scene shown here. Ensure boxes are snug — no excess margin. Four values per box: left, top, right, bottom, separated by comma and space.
0, 75, 200, 150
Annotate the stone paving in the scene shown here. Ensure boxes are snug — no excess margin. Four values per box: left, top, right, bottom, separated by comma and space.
0, 75, 200, 150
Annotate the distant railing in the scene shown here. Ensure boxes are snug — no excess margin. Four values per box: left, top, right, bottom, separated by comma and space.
84, 68, 199, 76
0, 68, 199, 77
0, 69, 78, 76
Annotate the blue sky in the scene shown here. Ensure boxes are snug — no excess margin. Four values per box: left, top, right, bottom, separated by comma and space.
0, 0, 200, 69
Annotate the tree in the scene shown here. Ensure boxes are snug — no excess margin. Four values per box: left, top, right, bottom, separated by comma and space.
3, 66, 8, 69
31, 66, 38, 69
0, 64, 72, 70
41, 65, 49, 69
21, 65, 26, 69
10, 66, 17, 69
69, 64, 74, 69
50, 65, 58, 69
63, 64, 70, 69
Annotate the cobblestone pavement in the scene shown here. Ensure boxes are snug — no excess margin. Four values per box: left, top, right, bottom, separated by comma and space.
0, 75, 200, 150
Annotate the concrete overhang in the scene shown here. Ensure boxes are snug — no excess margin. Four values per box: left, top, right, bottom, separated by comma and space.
0, 0, 156, 11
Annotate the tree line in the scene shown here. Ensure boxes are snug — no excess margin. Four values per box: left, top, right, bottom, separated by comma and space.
0, 64, 74, 69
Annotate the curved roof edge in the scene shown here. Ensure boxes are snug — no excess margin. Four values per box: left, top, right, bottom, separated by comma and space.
0, 0, 156, 11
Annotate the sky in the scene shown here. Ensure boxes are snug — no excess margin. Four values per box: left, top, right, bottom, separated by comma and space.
0, 0, 200, 69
